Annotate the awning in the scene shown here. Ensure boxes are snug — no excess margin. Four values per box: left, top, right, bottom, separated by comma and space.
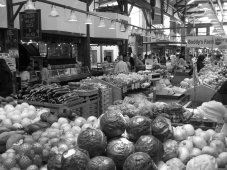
19, 43, 40, 57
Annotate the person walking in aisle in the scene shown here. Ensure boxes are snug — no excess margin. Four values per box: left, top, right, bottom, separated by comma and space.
114, 55, 129, 74
0, 59, 13, 97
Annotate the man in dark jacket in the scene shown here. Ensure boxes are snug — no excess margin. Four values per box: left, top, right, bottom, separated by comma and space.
0, 59, 13, 97
212, 80, 227, 105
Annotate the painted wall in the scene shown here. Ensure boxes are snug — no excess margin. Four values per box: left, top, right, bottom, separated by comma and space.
0, 0, 130, 40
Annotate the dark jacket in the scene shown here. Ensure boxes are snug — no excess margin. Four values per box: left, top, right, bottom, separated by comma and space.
0, 59, 13, 97
212, 80, 227, 105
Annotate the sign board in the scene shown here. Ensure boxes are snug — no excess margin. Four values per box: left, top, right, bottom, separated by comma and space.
186, 36, 227, 49
19, 10, 41, 40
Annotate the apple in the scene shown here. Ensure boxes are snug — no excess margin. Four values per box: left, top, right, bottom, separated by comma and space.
173, 127, 187, 141
202, 146, 218, 157
210, 140, 225, 154
190, 148, 202, 158
206, 129, 216, 140
179, 140, 193, 152
178, 147, 190, 164
218, 152, 227, 167
183, 124, 195, 136
197, 131, 210, 142
195, 128, 203, 136
192, 136, 207, 149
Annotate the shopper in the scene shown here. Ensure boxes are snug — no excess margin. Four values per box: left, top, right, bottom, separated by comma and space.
212, 80, 227, 105
129, 55, 135, 71
20, 66, 31, 90
0, 59, 13, 97
135, 54, 145, 72
197, 54, 205, 72
160, 55, 167, 65
41, 61, 50, 85
178, 55, 188, 71
114, 55, 129, 74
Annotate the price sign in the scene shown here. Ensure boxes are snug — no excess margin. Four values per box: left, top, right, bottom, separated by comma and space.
19, 10, 41, 40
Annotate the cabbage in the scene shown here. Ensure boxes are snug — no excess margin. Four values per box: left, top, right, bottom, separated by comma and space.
47, 154, 63, 170
152, 116, 173, 142
100, 110, 127, 139
123, 152, 157, 170
135, 135, 164, 163
119, 104, 137, 118
62, 148, 89, 170
77, 128, 107, 158
126, 116, 152, 142
163, 139, 179, 161
186, 154, 218, 170
86, 156, 116, 170
107, 138, 135, 168
166, 158, 185, 170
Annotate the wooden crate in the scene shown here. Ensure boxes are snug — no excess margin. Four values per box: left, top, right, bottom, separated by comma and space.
26, 98, 86, 113
99, 87, 112, 114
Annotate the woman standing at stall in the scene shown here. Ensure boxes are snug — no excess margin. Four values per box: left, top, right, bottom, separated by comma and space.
0, 59, 13, 97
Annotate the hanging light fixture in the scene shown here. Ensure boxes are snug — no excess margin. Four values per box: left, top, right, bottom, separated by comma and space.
109, 20, 116, 29
85, 14, 92, 24
120, 23, 125, 32
131, 27, 135, 34
68, 11, 77, 22
138, 29, 143, 35
0, 0, 6, 7
170, 30, 175, 37
25, 0, 36, 10
98, 18, 105, 27
49, 5, 59, 17
126, 26, 131, 32
190, 28, 196, 35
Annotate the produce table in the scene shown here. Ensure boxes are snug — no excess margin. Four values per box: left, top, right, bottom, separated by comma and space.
49, 73, 91, 83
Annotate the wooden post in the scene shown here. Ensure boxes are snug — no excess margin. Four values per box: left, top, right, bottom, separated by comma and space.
6, 0, 17, 95
84, 0, 91, 70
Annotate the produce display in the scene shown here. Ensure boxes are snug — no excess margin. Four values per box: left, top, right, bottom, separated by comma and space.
20, 84, 79, 104
180, 59, 227, 89
98, 72, 147, 87
0, 94, 226, 170
0, 102, 48, 129
0, 96, 16, 107
157, 79, 186, 95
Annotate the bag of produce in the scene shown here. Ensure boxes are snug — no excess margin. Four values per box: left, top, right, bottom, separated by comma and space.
107, 137, 134, 169
152, 116, 173, 142
166, 158, 185, 170
163, 139, 179, 161
61, 148, 90, 170
123, 152, 157, 170
86, 156, 116, 170
126, 116, 152, 142
186, 154, 218, 170
100, 110, 127, 139
77, 128, 107, 158
135, 135, 164, 163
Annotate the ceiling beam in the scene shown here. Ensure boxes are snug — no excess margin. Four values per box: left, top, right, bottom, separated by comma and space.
128, 3, 135, 16
174, 0, 186, 7
173, 6, 184, 14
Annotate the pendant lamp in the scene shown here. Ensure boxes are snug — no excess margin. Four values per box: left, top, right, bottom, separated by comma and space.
49, 5, 59, 17
0, 0, 6, 7
25, 0, 36, 10
98, 18, 105, 27
85, 15, 92, 25
138, 29, 143, 35
68, 11, 77, 22
109, 20, 116, 29
120, 23, 125, 32
131, 27, 135, 34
